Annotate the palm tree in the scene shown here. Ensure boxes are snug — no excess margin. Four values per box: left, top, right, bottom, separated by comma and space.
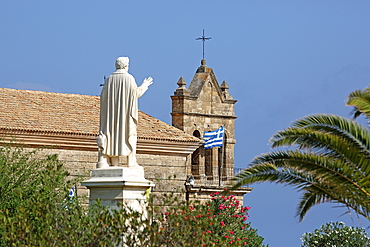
346, 85, 370, 120
232, 114, 370, 221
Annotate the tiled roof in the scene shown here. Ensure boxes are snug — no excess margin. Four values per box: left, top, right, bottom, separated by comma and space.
0, 88, 199, 143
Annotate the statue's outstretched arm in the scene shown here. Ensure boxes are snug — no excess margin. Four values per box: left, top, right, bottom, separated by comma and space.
137, 77, 153, 98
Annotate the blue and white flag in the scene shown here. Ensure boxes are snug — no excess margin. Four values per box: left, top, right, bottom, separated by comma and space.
203, 126, 224, 150
69, 187, 75, 202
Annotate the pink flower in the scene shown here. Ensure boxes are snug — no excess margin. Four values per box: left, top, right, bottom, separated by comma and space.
220, 221, 225, 227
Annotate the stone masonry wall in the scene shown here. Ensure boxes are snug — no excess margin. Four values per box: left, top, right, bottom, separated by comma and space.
37, 148, 190, 203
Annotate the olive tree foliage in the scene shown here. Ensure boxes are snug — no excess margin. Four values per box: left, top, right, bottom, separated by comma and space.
0, 145, 110, 246
0, 145, 266, 246
301, 222, 370, 247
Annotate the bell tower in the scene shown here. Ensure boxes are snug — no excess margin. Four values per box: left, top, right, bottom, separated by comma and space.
171, 59, 238, 187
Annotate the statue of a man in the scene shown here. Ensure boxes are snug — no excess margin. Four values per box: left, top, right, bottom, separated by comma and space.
97, 57, 153, 168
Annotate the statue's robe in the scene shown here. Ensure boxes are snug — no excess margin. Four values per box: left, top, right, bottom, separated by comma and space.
99, 69, 148, 157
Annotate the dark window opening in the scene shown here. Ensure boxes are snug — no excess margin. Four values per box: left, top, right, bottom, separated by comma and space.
191, 130, 201, 179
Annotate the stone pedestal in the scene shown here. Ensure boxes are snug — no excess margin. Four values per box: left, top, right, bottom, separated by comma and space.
82, 166, 155, 212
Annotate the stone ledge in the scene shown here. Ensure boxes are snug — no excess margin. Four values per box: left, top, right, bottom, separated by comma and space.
0, 130, 200, 156
82, 167, 155, 187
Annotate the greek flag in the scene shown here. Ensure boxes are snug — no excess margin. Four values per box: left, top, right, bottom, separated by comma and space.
203, 126, 224, 150
69, 187, 75, 202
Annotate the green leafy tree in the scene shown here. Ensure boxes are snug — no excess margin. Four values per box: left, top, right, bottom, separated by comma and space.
232, 87, 370, 221
301, 222, 370, 247
0, 145, 76, 245
0, 146, 70, 215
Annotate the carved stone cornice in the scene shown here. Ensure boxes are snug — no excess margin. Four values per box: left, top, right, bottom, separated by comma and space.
0, 128, 201, 156
171, 112, 237, 119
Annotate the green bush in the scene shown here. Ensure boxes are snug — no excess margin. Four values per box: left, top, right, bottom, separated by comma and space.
301, 221, 370, 247
0, 145, 119, 246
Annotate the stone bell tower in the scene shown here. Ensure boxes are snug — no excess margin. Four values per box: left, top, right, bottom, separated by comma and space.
171, 59, 238, 189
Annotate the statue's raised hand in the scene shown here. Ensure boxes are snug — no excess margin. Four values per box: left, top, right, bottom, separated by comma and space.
142, 77, 153, 87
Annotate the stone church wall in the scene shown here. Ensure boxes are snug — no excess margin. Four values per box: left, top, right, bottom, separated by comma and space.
35, 148, 190, 203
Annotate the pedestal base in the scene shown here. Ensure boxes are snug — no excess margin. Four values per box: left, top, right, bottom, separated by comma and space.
82, 167, 155, 212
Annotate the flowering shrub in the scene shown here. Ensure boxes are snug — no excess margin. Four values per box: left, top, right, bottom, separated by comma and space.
301, 221, 370, 247
151, 190, 266, 246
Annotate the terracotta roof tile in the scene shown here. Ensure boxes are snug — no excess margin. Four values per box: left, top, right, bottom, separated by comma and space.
0, 88, 199, 143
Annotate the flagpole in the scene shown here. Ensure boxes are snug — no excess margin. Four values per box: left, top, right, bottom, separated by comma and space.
219, 127, 225, 187
203, 126, 225, 186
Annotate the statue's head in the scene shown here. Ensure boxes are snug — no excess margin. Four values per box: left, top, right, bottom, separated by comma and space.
115, 57, 129, 70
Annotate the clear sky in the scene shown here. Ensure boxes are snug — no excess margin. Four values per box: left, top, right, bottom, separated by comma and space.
1, 1, 370, 246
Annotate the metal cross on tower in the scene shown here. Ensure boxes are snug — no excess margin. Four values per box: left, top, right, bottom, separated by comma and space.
196, 29, 212, 60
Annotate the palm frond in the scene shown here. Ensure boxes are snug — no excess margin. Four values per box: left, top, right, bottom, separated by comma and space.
346, 87, 370, 120
297, 191, 329, 221
232, 149, 370, 221
253, 151, 369, 198
233, 159, 369, 221
271, 114, 370, 175
291, 114, 370, 152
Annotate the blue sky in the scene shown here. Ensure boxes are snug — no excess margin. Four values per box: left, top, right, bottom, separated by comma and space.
1, 1, 370, 246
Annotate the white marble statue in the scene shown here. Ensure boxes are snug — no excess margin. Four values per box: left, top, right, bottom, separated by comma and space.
97, 57, 153, 168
